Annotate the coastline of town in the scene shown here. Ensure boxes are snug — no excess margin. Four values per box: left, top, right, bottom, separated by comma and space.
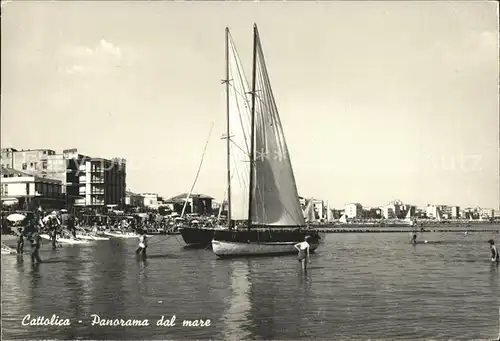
1, 147, 499, 239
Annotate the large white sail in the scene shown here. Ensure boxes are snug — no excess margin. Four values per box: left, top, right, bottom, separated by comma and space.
250, 29, 305, 227
227, 33, 253, 221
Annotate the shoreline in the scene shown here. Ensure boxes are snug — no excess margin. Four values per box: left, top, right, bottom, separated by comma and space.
311, 228, 500, 233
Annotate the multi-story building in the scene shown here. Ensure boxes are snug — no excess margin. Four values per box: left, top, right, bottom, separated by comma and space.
344, 203, 363, 219
1, 168, 65, 209
1, 148, 81, 207
1, 147, 126, 209
383, 200, 404, 219
450, 206, 460, 219
74, 156, 126, 208
141, 193, 160, 208
479, 208, 495, 219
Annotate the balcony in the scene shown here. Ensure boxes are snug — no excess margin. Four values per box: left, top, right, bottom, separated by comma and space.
91, 177, 104, 183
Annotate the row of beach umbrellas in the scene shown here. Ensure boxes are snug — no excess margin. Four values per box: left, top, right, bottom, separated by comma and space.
6, 211, 64, 224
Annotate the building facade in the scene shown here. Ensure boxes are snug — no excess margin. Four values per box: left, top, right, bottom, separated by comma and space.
1, 168, 65, 209
125, 191, 145, 207
1, 147, 126, 209
165, 193, 214, 215
74, 156, 126, 208
344, 203, 363, 219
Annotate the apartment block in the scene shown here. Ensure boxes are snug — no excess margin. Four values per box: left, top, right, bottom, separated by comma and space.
1, 147, 126, 209
75, 156, 126, 208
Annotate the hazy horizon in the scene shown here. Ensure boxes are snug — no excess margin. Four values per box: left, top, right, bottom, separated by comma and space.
1, 1, 499, 209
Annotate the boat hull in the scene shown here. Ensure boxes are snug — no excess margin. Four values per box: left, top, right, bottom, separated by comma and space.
212, 229, 321, 257
179, 226, 219, 246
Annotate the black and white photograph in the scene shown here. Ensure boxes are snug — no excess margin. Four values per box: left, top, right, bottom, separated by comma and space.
1, 1, 499, 340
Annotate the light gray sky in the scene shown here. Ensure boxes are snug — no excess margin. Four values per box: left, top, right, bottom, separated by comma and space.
1, 1, 499, 209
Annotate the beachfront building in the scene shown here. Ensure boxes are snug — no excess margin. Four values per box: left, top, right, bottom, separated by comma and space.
425, 205, 439, 219
479, 208, 495, 219
141, 193, 160, 209
383, 200, 404, 219
0, 168, 65, 209
344, 203, 363, 219
1, 148, 82, 207
75, 156, 127, 209
450, 206, 460, 219
165, 193, 214, 216
125, 191, 145, 208
0, 147, 126, 209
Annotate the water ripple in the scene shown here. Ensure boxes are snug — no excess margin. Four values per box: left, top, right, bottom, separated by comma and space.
1, 231, 499, 340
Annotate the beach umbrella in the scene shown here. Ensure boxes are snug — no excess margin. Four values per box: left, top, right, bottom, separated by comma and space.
6, 213, 26, 223
2, 199, 19, 207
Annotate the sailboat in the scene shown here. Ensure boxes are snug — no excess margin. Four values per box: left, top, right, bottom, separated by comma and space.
211, 24, 321, 257
178, 27, 253, 247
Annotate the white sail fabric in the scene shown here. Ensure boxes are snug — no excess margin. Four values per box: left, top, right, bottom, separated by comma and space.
304, 198, 317, 223
227, 34, 253, 221
250, 30, 305, 227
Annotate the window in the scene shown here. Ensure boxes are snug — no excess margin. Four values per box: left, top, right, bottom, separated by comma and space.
42, 161, 47, 169
22, 163, 27, 170
30, 162, 34, 168
34, 162, 38, 170
26, 183, 30, 195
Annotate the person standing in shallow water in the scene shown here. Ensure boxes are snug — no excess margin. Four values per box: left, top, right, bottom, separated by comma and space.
411, 233, 417, 245
16, 227, 24, 254
489, 239, 499, 263
294, 235, 312, 271
30, 231, 42, 263
136, 230, 148, 258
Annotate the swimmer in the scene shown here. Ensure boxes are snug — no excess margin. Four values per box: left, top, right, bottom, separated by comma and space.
410, 233, 417, 245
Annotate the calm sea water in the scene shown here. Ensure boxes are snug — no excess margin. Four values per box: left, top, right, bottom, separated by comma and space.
2, 229, 500, 340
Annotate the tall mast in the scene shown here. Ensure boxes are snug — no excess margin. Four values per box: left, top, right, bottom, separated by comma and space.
224, 27, 232, 227
247, 24, 258, 230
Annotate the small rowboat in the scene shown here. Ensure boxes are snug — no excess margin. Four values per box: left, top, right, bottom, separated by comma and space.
1, 243, 17, 255
75, 233, 110, 241
40, 234, 92, 245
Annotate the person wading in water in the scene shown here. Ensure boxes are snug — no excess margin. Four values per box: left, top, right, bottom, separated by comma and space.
16, 227, 24, 254
294, 235, 312, 271
136, 230, 148, 258
411, 233, 417, 245
30, 230, 42, 263
488, 239, 499, 264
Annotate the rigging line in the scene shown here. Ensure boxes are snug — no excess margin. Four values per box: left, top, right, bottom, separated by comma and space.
229, 34, 252, 96
180, 122, 216, 218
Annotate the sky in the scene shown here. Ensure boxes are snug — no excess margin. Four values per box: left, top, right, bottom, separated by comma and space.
1, 1, 499, 210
